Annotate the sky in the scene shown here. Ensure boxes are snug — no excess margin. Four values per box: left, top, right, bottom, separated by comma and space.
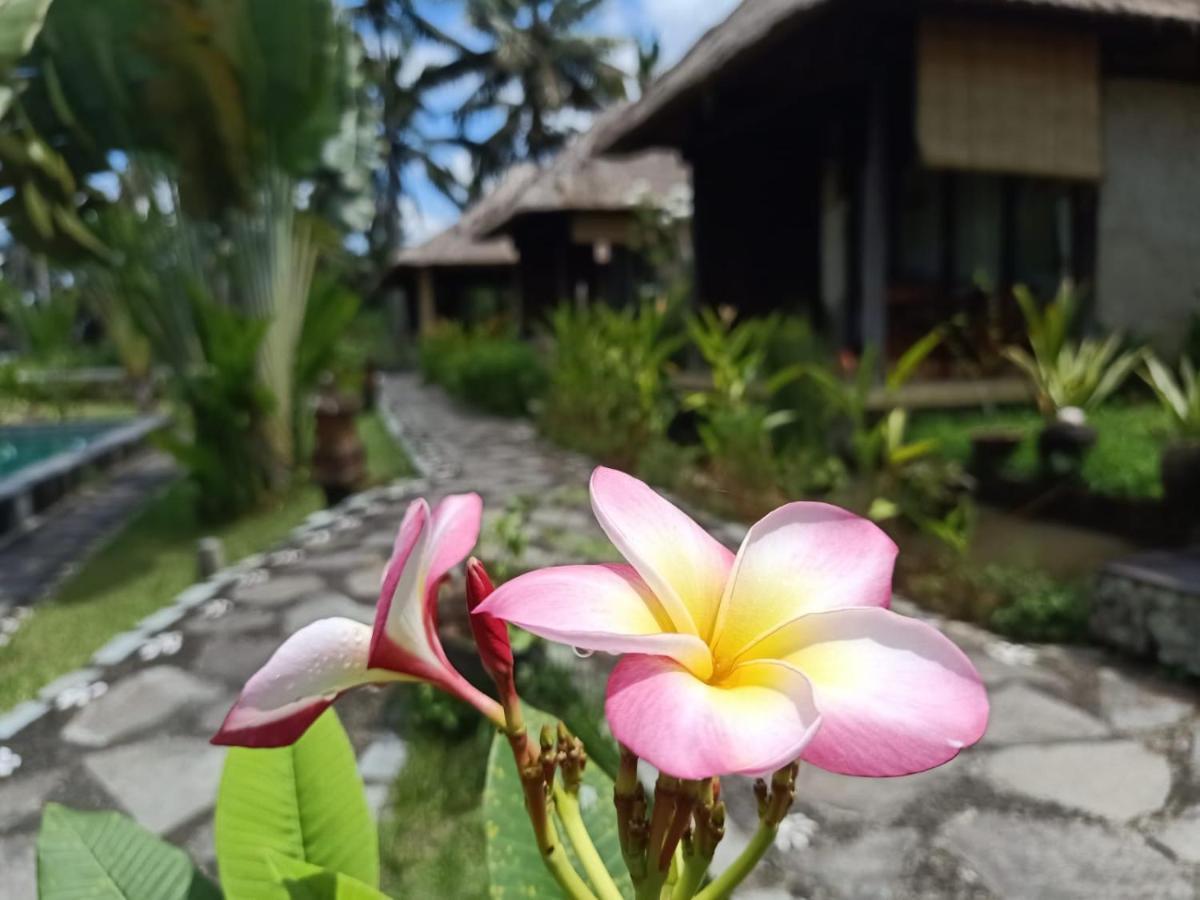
397, 0, 741, 246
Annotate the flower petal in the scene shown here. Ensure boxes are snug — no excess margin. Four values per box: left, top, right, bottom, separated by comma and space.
590, 467, 733, 639
370, 493, 482, 675
744, 607, 988, 776
477, 564, 714, 679
370, 499, 442, 674
604, 654, 821, 779
710, 502, 897, 664
212, 618, 406, 748
427, 493, 484, 591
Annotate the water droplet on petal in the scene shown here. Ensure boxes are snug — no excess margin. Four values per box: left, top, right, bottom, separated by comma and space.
572, 646, 594, 659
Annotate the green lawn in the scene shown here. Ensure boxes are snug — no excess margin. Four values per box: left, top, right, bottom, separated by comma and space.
908, 402, 1170, 499
0, 412, 412, 711
379, 723, 492, 899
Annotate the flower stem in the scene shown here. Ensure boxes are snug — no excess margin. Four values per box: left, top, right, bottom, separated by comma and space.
506, 726, 596, 900
691, 822, 777, 900
554, 783, 625, 900
693, 762, 799, 900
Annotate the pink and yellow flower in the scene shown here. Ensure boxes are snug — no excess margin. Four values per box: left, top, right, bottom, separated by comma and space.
212, 493, 503, 747
477, 468, 988, 779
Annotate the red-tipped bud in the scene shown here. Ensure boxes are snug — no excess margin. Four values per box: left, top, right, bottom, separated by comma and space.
466, 558, 514, 688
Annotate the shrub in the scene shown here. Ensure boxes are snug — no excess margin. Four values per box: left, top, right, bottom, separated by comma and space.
418, 322, 545, 417
538, 300, 682, 468
978, 564, 1090, 643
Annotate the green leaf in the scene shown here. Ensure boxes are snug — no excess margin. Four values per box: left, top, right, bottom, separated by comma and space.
266, 854, 390, 900
214, 709, 379, 900
483, 704, 632, 899
0, 0, 54, 119
36, 803, 220, 900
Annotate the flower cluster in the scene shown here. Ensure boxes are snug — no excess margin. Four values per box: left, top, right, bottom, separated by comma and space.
213, 467, 988, 897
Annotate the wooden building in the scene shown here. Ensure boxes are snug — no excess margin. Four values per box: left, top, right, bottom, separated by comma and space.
473, 104, 690, 326
387, 164, 540, 335
597, 0, 1200, 357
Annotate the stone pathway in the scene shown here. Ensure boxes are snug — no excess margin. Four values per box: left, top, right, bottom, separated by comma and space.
0, 451, 178, 610
0, 373, 1197, 899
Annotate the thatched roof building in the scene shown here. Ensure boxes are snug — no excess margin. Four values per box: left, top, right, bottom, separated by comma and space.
390, 104, 691, 331
593, 0, 1200, 359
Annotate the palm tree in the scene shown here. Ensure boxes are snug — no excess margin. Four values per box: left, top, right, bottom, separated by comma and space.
354, 0, 471, 262
417, 0, 627, 198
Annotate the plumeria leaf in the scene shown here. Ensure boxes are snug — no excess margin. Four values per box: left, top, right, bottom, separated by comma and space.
267, 853, 390, 900
215, 709, 379, 900
483, 704, 631, 898
36, 803, 220, 900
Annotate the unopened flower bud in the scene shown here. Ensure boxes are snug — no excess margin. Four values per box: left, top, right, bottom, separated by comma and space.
466, 558, 514, 688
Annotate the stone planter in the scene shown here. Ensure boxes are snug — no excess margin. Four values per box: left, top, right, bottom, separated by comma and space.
1161, 440, 1200, 519
1038, 419, 1096, 478
1090, 550, 1200, 677
968, 429, 1023, 480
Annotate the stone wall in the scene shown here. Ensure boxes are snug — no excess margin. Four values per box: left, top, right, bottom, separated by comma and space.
1091, 560, 1200, 677
1096, 78, 1200, 354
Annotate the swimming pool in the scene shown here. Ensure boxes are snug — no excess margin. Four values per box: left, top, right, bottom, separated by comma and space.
0, 416, 167, 541
0, 421, 121, 478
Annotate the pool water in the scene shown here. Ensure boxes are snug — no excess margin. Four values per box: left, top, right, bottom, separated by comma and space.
0, 422, 118, 478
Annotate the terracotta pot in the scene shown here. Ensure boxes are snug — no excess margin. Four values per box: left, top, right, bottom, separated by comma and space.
312, 392, 366, 506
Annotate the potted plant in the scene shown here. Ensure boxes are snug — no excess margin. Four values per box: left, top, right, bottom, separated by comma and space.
1142, 353, 1200, 516
1003, 282, 1142, 477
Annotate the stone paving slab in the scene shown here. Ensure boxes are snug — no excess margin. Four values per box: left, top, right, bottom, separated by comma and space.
0, 373, 1196, 899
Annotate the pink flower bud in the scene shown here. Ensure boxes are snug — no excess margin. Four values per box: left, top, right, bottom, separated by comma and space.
466, 558, 514, 688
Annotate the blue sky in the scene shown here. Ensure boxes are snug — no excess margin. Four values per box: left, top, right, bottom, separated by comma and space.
397, 0, 740, 245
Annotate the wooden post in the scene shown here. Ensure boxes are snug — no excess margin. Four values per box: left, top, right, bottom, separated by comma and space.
858, 77, 889, 353
416, 267, 436, 336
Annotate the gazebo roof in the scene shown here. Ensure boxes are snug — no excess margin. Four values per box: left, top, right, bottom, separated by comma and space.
390, 163, 539, 269
472, 104, 689, 237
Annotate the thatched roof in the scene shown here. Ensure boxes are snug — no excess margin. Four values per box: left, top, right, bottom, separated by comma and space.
391, 163, 539, 269
473, 103, 690, 237
601, 0, 1200, 153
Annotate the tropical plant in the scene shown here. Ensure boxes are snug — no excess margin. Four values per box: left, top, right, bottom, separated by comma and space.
685, 307, 804, 501
417, 0, 627, 197
0, 283, 76, 362
539, 298, 683, 469
1004, 282, 1143, 417
0, 0, 54, 120
352, 0, 472, 262
803, 327, 945, 475
1142, 353, 1200, 440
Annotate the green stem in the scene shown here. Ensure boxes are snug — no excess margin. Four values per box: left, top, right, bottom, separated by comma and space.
691, 823, 777, 900
541, 814, 601, 900
672, 851, 709, 899
554, 784, 625, 900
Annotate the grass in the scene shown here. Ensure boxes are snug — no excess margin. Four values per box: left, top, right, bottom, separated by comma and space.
359, 410, 414, 483
0, 482, 325, 709
379, 722, 492, 899
0, 412, 412, 711
908, 401, 1170, 499
0, 399, 140, 426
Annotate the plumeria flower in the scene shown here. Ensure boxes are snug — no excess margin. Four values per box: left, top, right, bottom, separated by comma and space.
478, 468, 988, 780
212, 494, 503, 748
